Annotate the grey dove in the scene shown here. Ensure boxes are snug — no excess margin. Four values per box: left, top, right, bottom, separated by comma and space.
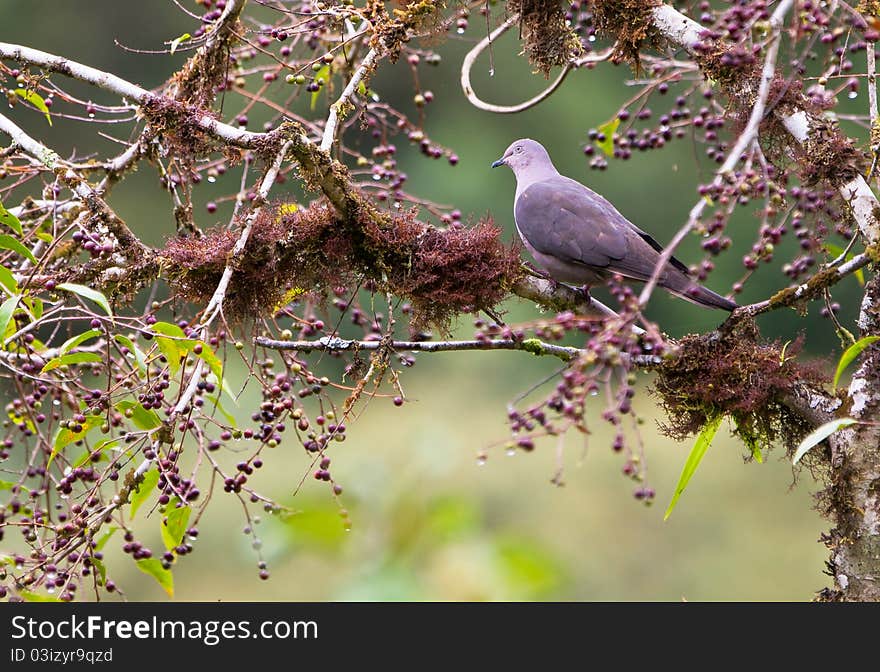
492, 138, 736, 311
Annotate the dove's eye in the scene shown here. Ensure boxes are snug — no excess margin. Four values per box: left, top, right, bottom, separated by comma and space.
515, 146, 523, 153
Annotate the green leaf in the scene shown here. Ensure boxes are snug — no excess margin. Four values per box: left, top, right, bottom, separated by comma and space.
664, 412, 723, 521
56, 283, 112, 316
596, 117, 620, 157
161, 500, 191, 551
129, 468, 159, 519
825, 243, 864, 286
24, 296, 42, 319
0, 479, 15, 490
59, 328, 102, 355
114, 334, 147, 374
833, 336, 880, 388
135, 558, 174, 598
0, 234, 37, 264
155, 337, 184, 374
357, 80, 367, 96
150, 322, 192, 375
0, 264, 18, 295
92, 557, 107, 586
13, 88, 52, 126
205, 392, 238, 425
0, 201, 23, 236
792, 418, 858, 465
169, 32, 191, 55
19, 589, 62, 602
41, 351, 103, 373
115, 399, 162, 430
311, 64, 330, 110
49, 415, 102, 467
193, 341, 223, 381
0, 294, 20, 343
72, 438, 119, 468
95, 526, 118, 551
150, 321, 188, 339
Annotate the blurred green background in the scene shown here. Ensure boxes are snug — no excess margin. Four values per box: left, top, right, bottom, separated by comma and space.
2, 1, 863, 600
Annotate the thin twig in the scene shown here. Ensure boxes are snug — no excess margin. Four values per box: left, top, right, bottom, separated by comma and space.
651, 3, 880, 247
638, 0, 794, 309
460, 14, 613, 114
255, 334, 664, 368
733, 251, 871, 319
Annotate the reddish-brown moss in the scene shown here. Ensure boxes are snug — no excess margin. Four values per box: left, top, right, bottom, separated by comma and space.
653, 321, 825, 455
141, 97, 220, 159
508, 0, 583, 76
364, 0, 448, 63
798, 117, 865, 187
591, 0, 662, 68
161, 202, 524, 329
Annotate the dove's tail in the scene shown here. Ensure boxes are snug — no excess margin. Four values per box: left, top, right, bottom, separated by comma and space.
662, 275, 737, 311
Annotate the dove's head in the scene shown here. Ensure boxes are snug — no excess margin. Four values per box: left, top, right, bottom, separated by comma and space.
491, 138, 555, 179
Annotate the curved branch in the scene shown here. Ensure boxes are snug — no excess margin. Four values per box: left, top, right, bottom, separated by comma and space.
460, 14, 612, 114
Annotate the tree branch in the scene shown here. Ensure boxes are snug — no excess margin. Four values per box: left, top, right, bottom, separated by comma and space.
0, 111, 147, 257
732, 251, 873, 319
649, 2, 880, 247
256, 334, 584, 361
460, 13, 613, 114
321, 47, 381, 152
639, 0, 794, 308
254, 333, 662, 367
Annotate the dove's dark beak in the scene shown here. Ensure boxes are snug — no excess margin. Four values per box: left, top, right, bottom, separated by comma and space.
491, 157, 505, 168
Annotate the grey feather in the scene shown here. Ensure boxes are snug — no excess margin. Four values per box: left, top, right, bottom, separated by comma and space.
493, 138, 736, 312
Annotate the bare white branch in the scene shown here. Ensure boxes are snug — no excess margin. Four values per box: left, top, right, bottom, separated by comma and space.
648, 3, 880, 248
321, 47, 381, 152
639, 0, 794, 309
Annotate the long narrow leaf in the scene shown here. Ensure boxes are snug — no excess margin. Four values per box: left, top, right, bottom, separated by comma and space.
664, 412, 723, 521
129, 468, 159, 519
59, 328, 102, 355
0, 265, 17, 295
41, 351, 103, 373
114, 334, 147, 374
0, 202, 23, 235
56, 283, 113, 316
792, 418, 858, 465
135, 558, 173, 597
161, 500, 191, 551
0, 295, 20, 342
14, 89, 52, 125
833, 336, 880, 388
0, 234, 37, 264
